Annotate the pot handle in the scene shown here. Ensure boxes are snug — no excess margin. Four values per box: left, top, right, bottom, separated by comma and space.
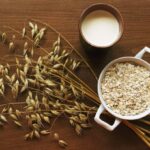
135, 46, 150, 59
94, 105, 121, 131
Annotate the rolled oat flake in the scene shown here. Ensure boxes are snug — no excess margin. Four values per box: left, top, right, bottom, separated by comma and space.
101, 62, 150, 116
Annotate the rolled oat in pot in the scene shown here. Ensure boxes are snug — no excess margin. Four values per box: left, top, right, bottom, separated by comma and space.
101, 62, 150, 116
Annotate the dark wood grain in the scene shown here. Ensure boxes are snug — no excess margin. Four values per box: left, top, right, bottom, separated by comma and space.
0, 0, 149, 150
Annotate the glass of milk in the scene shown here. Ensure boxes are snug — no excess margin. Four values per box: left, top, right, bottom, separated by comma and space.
79, 3, 124, 49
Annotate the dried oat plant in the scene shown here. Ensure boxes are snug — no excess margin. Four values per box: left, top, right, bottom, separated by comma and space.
0, 20, 149, 148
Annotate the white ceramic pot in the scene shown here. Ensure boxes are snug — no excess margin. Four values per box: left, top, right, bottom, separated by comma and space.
94, 47, 150, 131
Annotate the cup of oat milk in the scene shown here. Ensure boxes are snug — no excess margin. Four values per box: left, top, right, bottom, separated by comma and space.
79, 3, 124, 50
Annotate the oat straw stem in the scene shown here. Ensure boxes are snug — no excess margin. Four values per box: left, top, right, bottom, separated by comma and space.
3, 26, 48, 55
0, 103, 96, 115
134, 125, 150, 135
1, 57, 99, 104
3, 26, 98, 101
1, 59, 99, 103
29, 18, 98, 80
139, 120, 150, 125
5, 81, 75, 104
124, 121, 150, 147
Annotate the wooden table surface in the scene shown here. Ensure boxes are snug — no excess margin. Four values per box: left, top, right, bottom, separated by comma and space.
0, 0, 150, 150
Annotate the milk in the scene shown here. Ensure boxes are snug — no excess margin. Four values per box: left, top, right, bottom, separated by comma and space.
81, 10, 120, 47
